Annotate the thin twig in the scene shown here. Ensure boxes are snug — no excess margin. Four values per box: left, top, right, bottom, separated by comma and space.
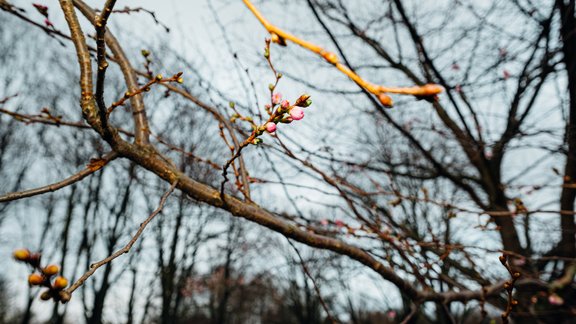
61, 180, 178, 302
107, 73, 182, 115
94, 0, 117, 140
499, 253, 521, 323
242, 0, 443, 107
110, 6, 170, 32
0, 152, 117, 203
287, 239, 337, 324
400, 303, 419, 324
0, 107, 135, 136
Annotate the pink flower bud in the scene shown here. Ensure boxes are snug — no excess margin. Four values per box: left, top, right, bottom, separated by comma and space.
265, 122, 276, 133
272, 93, 282, 105
44, 18, 53, 27
281, 100, 290, 109
548, 293, 564, 306
289, 107, 304, 120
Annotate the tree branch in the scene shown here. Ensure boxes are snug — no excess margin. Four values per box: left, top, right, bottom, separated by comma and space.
0, 152, 117, 203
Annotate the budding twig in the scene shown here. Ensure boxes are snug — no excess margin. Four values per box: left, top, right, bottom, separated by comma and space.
242, 0, 443, 107
499, 253, 521, 323
107, 73, 183, 115
94, 0, 117, 140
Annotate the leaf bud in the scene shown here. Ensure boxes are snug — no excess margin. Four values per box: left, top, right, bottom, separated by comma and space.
40, 290, 52, 301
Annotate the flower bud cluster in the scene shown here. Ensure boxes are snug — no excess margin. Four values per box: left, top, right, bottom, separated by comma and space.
227, 40, 313, 148
256, 93, 311, 139
13, 249, 70, 303
229, 93, 312, 146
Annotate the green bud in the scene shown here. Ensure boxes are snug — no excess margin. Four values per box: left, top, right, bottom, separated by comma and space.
295, 94, 312, 107
251, 138, 263, 145
229, 101, 235, 108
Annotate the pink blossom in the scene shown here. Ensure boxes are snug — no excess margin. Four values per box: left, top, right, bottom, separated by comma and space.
503, 70, 511, 80
272, 93, 282, 105
265, 122, 276, 133
548, 293, 564, 306
264, 104, 271, 109
281, 100, 290, 109
320, 219, 328, 226
335, 220, 344, 228
289, 107, 304, 120
386, 310, 397, 319
44, 18, 53, 27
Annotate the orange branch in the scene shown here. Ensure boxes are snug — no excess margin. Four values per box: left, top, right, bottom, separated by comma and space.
242, 0, 443, 107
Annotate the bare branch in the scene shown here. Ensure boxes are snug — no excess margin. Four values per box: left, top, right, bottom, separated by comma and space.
0, 152, 117, 203
61, 180, 178, 301
242, 0, 443, 107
